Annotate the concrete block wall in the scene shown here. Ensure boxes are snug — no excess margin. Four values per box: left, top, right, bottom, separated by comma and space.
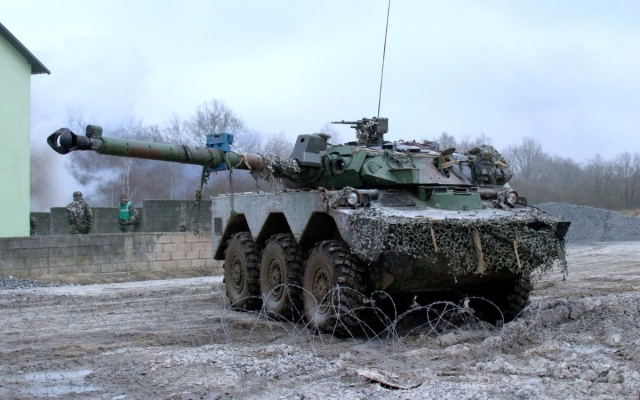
30, 212, 50, 236
142, 200, 211, 233
0, 232, 222, 279
32, 200, 210, 235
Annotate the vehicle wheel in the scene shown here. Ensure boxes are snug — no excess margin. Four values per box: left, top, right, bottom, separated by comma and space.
468, 275, 533, 323
302, 240, 369, 336
224, 232, 262, 310
503, 275, 533, 321
260, 233, 306, 319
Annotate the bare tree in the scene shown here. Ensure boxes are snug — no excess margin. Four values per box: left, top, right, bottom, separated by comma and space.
262, 131, 294, 158
611, 152, 640, 209
457, 133, 494, 153
432, 132, 457, 151
187, 99, 245, 145
503, 137, 546, 181
163, 113, 189, 145
233, 128, 264, 154
582, 154, 616, 208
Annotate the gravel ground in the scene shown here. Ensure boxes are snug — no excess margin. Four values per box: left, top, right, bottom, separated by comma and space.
536, 202, 640, 243
0, 277, 60, 290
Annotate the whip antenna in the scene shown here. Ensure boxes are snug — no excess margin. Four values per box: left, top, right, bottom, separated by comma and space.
377, 0, 391, 118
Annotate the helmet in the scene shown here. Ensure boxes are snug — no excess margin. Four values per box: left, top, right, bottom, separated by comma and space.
73, 191, 82, 197
120, 194, 128, 199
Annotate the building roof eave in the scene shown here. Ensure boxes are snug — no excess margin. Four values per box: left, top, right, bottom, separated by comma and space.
0, 21, 50, 75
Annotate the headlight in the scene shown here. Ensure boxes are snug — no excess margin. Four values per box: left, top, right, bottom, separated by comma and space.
505, 190, 519, 206
347, 191, 360, 206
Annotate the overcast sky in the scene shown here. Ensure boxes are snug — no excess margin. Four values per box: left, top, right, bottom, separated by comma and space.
3, 0, 640, 207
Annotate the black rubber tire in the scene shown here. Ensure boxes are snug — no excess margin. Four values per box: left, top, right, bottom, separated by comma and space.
467, 275, 533, 323
260, 233, 306, 319
224, 232, 262, 310
302, 240, 370, 336
503, 275, 533, 321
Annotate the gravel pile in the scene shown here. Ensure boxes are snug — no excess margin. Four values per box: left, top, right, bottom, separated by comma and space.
536, 202, 640, 243
0, 277, 59, 290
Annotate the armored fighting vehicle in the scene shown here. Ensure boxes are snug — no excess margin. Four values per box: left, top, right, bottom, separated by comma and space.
48, 119, 569, 334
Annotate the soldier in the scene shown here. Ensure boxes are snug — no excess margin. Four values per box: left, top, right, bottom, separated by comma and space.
66, 191, 93, 234
118, 194, 139, 233
30, 216, 36, 236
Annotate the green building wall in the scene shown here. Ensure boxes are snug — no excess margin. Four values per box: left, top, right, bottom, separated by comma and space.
0, 35, 31, 237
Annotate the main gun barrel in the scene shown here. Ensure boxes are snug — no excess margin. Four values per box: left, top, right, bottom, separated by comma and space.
47, 126, 266, 170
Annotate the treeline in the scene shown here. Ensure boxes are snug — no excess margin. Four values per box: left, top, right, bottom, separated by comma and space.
431, 132, 640, 210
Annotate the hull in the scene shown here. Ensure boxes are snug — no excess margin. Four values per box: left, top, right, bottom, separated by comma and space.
211, 189, 568, 294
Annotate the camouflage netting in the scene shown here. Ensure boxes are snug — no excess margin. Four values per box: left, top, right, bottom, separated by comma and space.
347, 208, 568, 278
249, 154, 301, 183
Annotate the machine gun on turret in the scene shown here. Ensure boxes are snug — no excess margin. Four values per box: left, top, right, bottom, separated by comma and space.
332, 117, 388, 147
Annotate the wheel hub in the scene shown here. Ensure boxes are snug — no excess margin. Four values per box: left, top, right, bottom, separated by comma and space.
267, 257, 284, 300
312, 265, 331, 313
231, 254, 244, 291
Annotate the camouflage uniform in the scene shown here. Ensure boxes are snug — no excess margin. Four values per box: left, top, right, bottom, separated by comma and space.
30, 216, 36, 236
66, 191, 93, 234
118, 194, 139, 233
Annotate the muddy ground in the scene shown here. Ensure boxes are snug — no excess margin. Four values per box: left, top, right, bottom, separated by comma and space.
0, 242, 639, 399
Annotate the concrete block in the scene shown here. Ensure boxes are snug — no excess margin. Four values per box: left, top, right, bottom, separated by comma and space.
200, 250, 214, 258
162, 243, 178, 252
133, 244, 148, 253
101, 264, 117, 273
171, 251, 186, 260
177, 243, 191, 252
170, 234, 186, 243
61, 256, 78, 266
191, 242, 207, 251
140, 253, 157, 262
177, 259, 192, 268
31, 212, 52, 236
0, 239, 22, 250
192, 258, 206, 268
147, 243, 163, 253
133, 235, 151, 245
37, 237, 59, 248
28, 258, 49, 269
205, 259, 219, 268
20, 239, 42, 249
163, 260, 178, 269
48, 257, 64, 267
66, 265, 84, 274
186, 250, 200, 260
185, 234, 202, 243
156, 234, 172, 244
93, 255, 110, 264
76, 255, 94, 265
156, 252, 171, 261
6, 269, 30, 278
32, 248, 51, 258
117, 263, 130, 272
131, 261, 150, 271
49, 247, 71, 258
128, 253, 142, 262
84, 264, 101, 274
110, 254, 126, 264
149, 261, 164, 271
47, 266, 66, 275
76, 246, 98, 256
